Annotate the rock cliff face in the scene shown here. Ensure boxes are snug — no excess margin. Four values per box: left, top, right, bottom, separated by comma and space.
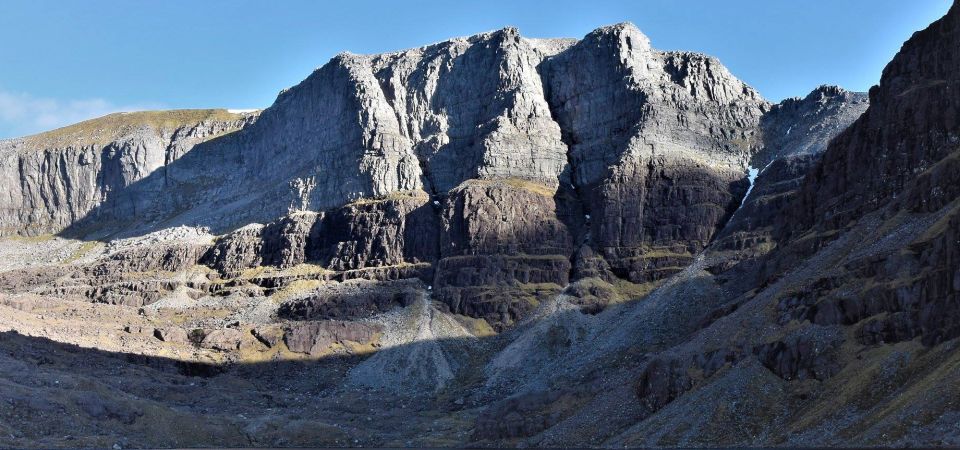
0, 23, 867, 328
41, 25, 768, 296
771, 0, 960, 347
68, 29, 576, 236
543, 23, 768, 283
706, 85, 868, 272
6, 22, 783, 328
756, 85, 869, 166
0, 110, 257, 237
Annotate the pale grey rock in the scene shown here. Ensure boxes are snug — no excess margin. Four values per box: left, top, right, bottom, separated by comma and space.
756, 85, 869, 166
541, 23, 770, 279
44, 23, 768, 244
134, 27, 573, 233
0, 110, 257, 237
543, 23, 767, 188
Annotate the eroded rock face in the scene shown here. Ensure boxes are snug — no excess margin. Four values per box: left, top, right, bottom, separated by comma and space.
203, 193, 438, 282
91, 241, 210, 275
708, 85, 868, 272
72, 28, 574, 235
756, 85, 869, 166
315, 193, 438, 271
635, 356, 693, 411
710, 153, 821, 264
771, 2, 960, 348
752, 334, 840, 381
542, 23, 768, 282
202, 224, 267, 277
54, 23, 782, 326
432, 179, 574, 327
0, 23, 876, 331
0, 110, 257, 237
44, 24, 764, 284
277, 279, 421, 321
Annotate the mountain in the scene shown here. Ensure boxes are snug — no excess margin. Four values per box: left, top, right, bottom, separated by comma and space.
2, 23, 780, 331
3, 4, 958, 446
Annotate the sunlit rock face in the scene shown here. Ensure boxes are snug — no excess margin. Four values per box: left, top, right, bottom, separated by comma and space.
0, 23, 792, 326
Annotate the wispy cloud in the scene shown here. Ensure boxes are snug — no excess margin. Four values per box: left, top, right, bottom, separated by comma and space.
0, 90, 162, 139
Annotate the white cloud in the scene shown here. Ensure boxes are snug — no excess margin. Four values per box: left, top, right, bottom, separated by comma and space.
0, 90, 162, 139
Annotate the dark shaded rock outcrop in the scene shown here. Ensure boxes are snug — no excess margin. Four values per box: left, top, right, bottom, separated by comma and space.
277, 279, 421, 321
635, 356, 693, 411
433, 179, 574, 328
282, 321, 382, 355
543, 23, 767, 283
770, 1, 960, 348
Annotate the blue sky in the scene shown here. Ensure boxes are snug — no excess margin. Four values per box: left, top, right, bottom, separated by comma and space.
0, 0, 951, 138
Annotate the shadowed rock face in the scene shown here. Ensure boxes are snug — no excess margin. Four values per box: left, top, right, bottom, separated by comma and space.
769, 1, 960, 347
542, 23, 769, 282
0, 110, 257, 237
707, 86, 869, 272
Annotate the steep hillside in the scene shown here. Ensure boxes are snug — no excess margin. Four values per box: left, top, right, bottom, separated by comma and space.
16, 6, 960, 446
498, 3, 960, 446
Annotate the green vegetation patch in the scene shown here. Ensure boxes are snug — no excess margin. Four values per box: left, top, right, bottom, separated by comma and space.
347, 189, 429, 206
63, 241, 100, 264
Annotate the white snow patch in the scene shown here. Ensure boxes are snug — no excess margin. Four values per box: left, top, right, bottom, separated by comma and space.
227, 109, 258, 114
739, 166, 760, 208
786, 126, 793, 135
734, 159, 776, 213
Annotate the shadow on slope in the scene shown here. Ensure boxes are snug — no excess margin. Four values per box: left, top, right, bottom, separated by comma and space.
0, 328, 490, 448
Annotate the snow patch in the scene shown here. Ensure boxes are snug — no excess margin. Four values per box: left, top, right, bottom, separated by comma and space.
735, 160, 776, 211
227, 109, 258, 114
739, 166, 760, 208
